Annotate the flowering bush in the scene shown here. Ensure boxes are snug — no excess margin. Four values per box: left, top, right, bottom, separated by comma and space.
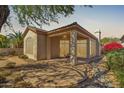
103, 42, 124, 87
103, 42, 123, 52
105, 48, 124, 87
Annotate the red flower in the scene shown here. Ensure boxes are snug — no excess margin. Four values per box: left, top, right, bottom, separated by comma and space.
103, 42, 123, 52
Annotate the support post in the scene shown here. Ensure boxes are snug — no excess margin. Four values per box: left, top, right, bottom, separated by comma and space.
86, 39, 90, 63
96, 40, 100, 56
70, 31, 77, 65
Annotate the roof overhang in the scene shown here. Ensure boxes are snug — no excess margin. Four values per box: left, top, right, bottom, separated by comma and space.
22, 26, 47, 38
23, 22, 98, 40
47, 22, 98, 40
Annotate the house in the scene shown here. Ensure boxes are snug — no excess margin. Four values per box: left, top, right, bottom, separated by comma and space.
120, 35, 124, 45
23, 22, 101, 64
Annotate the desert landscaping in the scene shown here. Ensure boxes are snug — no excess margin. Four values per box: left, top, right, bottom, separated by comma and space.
0, 55, 119, 88
0, 5, 124, 88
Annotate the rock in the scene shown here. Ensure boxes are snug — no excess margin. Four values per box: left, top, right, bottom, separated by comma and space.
24, 77, 39, 86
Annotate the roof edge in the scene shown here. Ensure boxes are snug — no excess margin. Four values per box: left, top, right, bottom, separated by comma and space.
23, 22, 98, 40
22, 26, 47, 38
48, 22, 98, 40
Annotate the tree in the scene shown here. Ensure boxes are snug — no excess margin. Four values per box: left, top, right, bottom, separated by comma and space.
0, 5, 74, 31
0, 5, 10, 31
8, 30, 23, 48
0, 34, 10, 48
100, 37, 120, 45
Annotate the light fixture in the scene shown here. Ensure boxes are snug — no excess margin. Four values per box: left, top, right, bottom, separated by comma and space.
63, 35, 67, 39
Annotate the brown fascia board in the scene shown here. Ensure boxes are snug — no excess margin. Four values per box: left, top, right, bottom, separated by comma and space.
22, 27, 30, 38
22, 26, 47, 38
75, 23, 98, 40
27, 26, 47, 35
47, 22, 78, 33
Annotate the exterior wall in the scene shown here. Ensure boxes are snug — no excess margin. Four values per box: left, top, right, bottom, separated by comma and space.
90, 39, 97, 57
60, 40, 69, 57
77, 40, 87, 58
37, 34, 47, 60
50, 37, 98, 59
23, 28, 99, 61
51, 37, 60, 58
0, 48, 23, 56
24, 30, 37, 60
46, 37, 51, 59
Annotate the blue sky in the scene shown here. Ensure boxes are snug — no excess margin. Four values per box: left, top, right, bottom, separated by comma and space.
1, 5, 124, 38
43, 5, 124, 38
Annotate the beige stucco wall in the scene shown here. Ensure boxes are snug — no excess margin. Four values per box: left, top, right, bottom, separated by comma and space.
60, 40, 69, 57
90, 39, 97, 57
0, 48, 23, 56
24, 30, 37, 60
51, 37, 60, 58
37, 34, 47, 60
77, 40, 87, 58
76, 39, 97, 58
24, 29, 98, 60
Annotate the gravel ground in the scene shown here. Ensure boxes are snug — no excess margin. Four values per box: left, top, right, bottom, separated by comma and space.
0, 56, 120, 88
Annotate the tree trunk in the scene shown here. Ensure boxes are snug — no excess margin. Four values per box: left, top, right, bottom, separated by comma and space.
0, 5, 10, 31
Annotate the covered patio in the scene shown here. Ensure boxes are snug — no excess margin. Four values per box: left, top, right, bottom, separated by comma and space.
23, 22, 101, 65
46, 22, 100, 64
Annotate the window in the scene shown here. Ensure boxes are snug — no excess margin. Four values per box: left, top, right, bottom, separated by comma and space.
77, 40, 87, 58
90, 39, 96, 57
60, 40, 69, 57
25, 37, 33, 54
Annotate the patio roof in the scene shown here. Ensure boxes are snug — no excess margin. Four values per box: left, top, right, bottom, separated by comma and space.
23, 22, 98, 40
47, 22, 98, 40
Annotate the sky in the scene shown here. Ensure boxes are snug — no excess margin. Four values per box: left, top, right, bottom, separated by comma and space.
1, 5, 124, 39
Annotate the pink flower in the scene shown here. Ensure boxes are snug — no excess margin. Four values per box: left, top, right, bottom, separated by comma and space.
103, 42, 123, 52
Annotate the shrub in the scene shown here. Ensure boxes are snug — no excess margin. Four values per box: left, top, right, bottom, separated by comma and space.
105, 49, 124, 87
18, 55, 28, 59
103, 42, 123, 53
5, 62, 16, 68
